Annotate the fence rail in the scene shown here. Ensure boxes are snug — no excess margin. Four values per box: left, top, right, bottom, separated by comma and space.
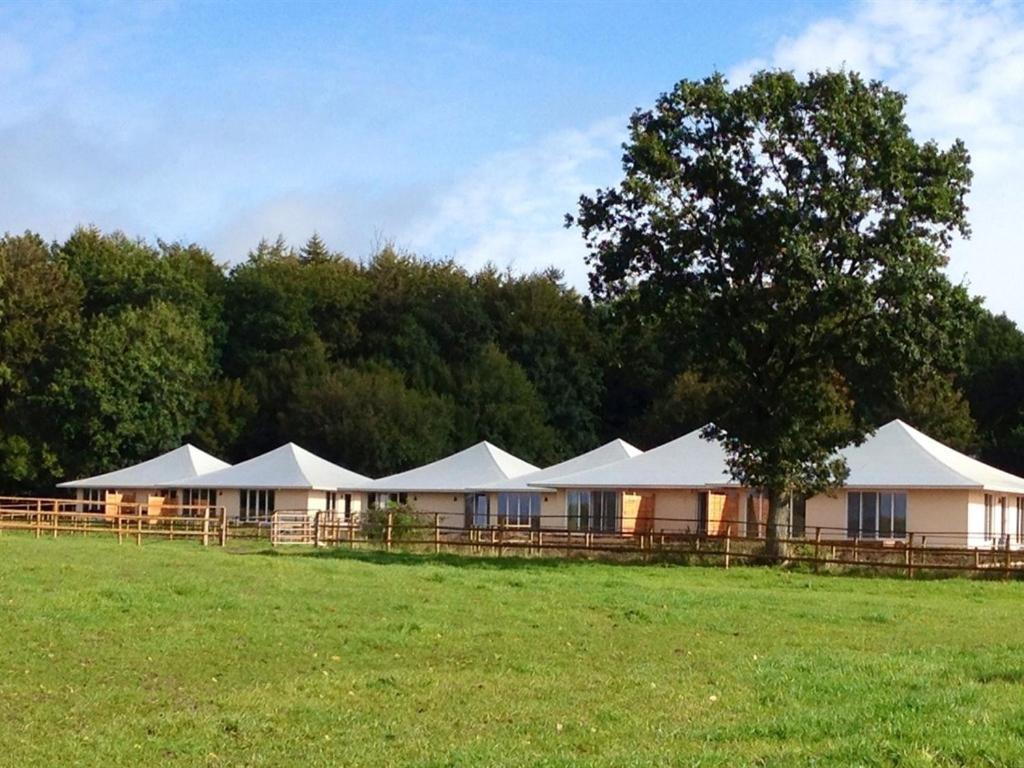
1, 497, 1023, 578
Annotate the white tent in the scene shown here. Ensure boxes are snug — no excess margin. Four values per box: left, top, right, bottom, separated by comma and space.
541, 427, 732, 489
840, 420, 1024, 493
167, 443, 370, 490
365, 441, 538, 493
58, 445, 230, 489
472, 439, 642, 492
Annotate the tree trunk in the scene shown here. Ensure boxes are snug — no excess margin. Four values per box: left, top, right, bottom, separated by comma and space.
765, 488, 791, 563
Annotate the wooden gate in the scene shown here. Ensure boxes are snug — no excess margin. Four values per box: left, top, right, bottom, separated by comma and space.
270, 510, 314, 545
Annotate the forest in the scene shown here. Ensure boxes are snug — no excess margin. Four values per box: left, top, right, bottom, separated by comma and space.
1, 226, 1022, 494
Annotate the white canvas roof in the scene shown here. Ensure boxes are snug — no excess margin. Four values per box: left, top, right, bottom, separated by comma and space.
364, 441, 539, 493
164, 443, 371, 491
58, 444, 230, 489
841, 419, 1024, 494
541, 427, 733, 489
471, 439, 643, 492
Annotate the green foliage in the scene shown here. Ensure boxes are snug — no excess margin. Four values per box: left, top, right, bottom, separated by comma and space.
963, 310, 1024, 472
359, 503, 421, 543
573, 70, 976, 552
0, 233, 83, 488
284, 363, 455, 477
454, 343, 561, 465
53, 301, 214, 474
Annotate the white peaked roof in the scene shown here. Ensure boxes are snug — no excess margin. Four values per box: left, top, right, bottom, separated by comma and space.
365, 441, 539, 493
58, 444, 230, 489
165, 443, 371, 491
472, 439, 643, 492
542, 427, 733, 489
842, 419, 1024, 494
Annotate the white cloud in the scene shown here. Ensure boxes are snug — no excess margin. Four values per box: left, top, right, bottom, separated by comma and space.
402, 118, 625, 285
733, 0, 1024, 322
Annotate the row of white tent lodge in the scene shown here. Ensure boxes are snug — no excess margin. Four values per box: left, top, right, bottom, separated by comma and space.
58, 420, 1024, 549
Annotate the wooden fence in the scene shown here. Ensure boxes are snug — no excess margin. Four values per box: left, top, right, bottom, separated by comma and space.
2, 496, 1023, 578
0, 496, 229, 546
276, 509, 1024, 579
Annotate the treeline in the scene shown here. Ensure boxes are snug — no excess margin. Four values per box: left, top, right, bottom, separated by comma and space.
0, 227, 1022, 493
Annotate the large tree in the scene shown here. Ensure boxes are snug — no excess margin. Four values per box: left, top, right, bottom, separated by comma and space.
572, 70, 974, 558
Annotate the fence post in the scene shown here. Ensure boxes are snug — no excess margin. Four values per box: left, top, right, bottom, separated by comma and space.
202, 507, 211, 547
907, 533, 915, 579
853, 537, 859, 563
348, 520, 355, 549
52, 500, 59, 539
1004, 535, 1012, 578
35, 499, 41, 539
724, 525, 731, 570
538, 530, 544, 556
135, 510, 142, 546
219, 506, 228, 547
498, 523, 504, 557
314, 511, 322, 548
116, 507, 123, 544
566, 531, 572, 558
385, 511, 393, 552
814, 528, 821, 574
434, 513, 440, 554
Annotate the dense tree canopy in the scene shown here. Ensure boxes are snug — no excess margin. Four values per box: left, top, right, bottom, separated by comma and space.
1, 72, 1022, 500
572, 70, 976, 557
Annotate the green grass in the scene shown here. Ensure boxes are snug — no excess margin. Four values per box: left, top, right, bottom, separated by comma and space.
2, 536, 1024, 767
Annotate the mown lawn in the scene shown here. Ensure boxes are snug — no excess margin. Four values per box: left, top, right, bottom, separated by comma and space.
1, 535, 1023, 767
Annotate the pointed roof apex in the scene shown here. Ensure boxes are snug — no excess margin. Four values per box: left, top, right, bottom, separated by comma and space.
541, 427, 732, 489
58, 444, 231, 489
165, 442, 371, 490
473, 438, 644, 491
366, 441, 540, 493
842, 419, 1024, 493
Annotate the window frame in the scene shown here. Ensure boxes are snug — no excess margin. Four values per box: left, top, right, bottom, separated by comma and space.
846, 491, 908, 540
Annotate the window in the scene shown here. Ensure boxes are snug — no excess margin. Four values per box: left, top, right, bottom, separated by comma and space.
847, 491, 907, 539
1018, 497, 1024, 545
984, 494, 994, 541
567, 490, 618, 533
239, 489, 275, 523
465, 493, 489, 527
746, 492, 767, 537
181, 488, 217, 516
497, 493, 541, 528
344, 493, 353, 521
82, 488, 106, 513
368, 492, 407, 510
791, 494, 807, 538
326, 492, 338, 513
697, 492, 709, 535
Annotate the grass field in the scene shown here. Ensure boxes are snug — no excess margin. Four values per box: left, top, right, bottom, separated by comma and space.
2, 536, 1024, 767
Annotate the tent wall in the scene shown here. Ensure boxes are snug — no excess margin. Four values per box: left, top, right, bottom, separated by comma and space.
805, 488, 974, 547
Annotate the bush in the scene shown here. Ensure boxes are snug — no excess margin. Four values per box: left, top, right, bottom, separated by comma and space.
360, 504, 422, 545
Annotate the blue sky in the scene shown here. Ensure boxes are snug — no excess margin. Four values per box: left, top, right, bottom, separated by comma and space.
2, 0, 1023, 322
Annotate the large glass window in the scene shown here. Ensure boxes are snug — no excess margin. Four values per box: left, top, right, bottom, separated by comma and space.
1017, 497, 1024, 545
240, 489, 275, 523
83, 488, 105, 513
791, 494, 807, 538
984, 494, 994, 541
567, 490, 618, 533
465, 493, 489, 527
847, 491, 907, 539
498, 493, 541, 528
182, 488, 217, 516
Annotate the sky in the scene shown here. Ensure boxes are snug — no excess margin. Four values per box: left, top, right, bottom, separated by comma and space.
1, 0, 1022, 322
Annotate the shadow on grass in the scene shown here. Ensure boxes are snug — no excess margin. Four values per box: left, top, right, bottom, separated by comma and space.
239, 544, 712, 572
226, 542, 1023, 583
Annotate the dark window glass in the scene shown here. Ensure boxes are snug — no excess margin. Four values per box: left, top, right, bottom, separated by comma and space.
847, 493, 860, 538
